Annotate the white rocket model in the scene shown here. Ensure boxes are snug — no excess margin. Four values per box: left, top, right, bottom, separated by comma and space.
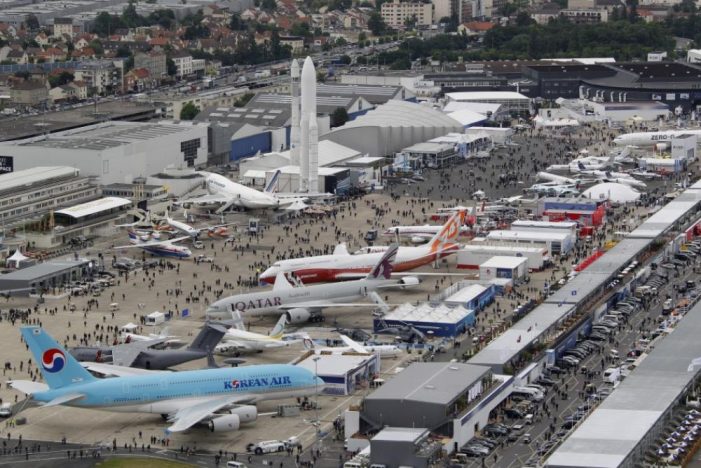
299, 56, 318, 193
290, 59, 300, 166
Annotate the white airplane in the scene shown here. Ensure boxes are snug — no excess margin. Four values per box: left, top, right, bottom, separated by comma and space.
629, 170, 662, 180
115, 230, 192, 258
207, 245, 420, 323
215, 311, 302, 355
526, 183, 579, 197
536, 172, 579, 185
257, 210, 466, 284
121, 327, 183, 348
182, 170, 306, 213
303, 334, 402, 357
575, 169, 647, 189
614, 129, 701, 149
382, 224, 471, 244
547, 154, 616, 172
163, 209, 232, 239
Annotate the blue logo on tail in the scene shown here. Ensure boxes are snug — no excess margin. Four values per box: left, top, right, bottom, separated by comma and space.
42, 349, 66, 373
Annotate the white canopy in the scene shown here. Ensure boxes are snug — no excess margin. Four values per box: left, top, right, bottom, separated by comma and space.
121, 322, 139, 331
5, 250, 29, 268
583, 183, 641, 203
147, 311, 165, 319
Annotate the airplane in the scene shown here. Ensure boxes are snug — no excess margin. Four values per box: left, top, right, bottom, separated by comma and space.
258, 210, 466, 284
12, 326, 323, 433
613, 129, 701, 149
70, 323, 225, 370
181, 170, 308, 213
574, 168, 647, 189
207, 245, 418, 324
375, 319, 426, 343
114, 230, 192, 259
121, 327, 183, 348
303, 334, 402, 357
629, 170, 662, 180
163, 209, 232, 239
382, 224, 471, 244
547, 154, 617, 172
214, 311, 302, 355
525, 183, 579, 197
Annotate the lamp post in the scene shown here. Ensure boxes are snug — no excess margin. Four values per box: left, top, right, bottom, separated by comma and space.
313, 356, 321, 431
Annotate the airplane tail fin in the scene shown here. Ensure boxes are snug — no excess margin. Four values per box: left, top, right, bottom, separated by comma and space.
270, 314, 287, 339
366, 244, 399, 280
264, 170, 281, 193
20, 326, 97, 390
302, 336, 315, 350
428, 209, 465, 254
333, 243, 349, 255
578, 162, 586, 171
229, 310, 245, 331
188, 324, 226, 353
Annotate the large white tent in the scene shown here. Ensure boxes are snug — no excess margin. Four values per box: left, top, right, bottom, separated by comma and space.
583, 182, 641, 203
322, 100, 462, 157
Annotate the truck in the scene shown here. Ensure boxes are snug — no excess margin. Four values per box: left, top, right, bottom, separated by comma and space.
254, 69, 271, 79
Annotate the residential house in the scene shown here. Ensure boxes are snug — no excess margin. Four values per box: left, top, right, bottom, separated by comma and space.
458, 21, 494, 35
11, 80, 49, 107
124, 68, 156, 92
52, 18, 73, 38
0, 23, 18, 39
5, 49, 28, 64
280, 35, 305, 53
171, 51, 193, 78
49, 84, 77, 102
34, 32, 50, 47
134, 51, 167, 78
68, 80, 88, 100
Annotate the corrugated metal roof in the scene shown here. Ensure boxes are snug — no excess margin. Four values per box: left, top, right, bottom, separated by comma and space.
55, 196, 131, 219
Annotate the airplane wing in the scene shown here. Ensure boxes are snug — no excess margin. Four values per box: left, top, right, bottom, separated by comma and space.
43, 393, 85, 407
113, 236, 191, 250
81, 362, 170, 377
176, 194, 232, 206
167, 394, 255, 433
339, 335, 367, 353
109, 338, 169, 366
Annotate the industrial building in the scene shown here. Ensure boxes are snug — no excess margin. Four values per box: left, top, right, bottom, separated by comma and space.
323, 100, 462, 158
511, 220, 579, 237
442, 283, 496, 313
0, 167, 99, 230
0, 122, 208, 185
295, 352, 379, 395
537, 197, 608, 226
400, 142, 460, 169
479, 256, 529, 282
457, 244, 549, 271
375, 302, 477, 337
27, 197, 132, 248
316, 83, 415, 106
0, 257, 93, 295
354, 362, 514, 452
545, 298, 701, 468
369, 428, 443, 468
444, 91, 531, 115
483, 229, 575, 255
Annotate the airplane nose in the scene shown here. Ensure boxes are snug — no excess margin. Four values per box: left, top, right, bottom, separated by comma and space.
315, 376, 326, 391
259, 268, 276, 283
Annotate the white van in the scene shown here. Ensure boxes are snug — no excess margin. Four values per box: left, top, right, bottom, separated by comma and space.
603, 367, 621, 384
227, 462, 248, 468
512, 386, 544, 401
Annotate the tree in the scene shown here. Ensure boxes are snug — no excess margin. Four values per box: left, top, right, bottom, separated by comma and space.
291, 22, 311, 38
166, 57, 177, 76
358, 31, 367, 42
93, 12, 124, 36
115, 45, 132, 58
234, 93, 254, 107
261, 0, 276, 11
25, 14, 39, 31
121, 0, 142, 28
404, 14, 418, 29
229, 13, 245, 30
180, 102, 200, 120
368, 12, 387, 36
49, 71, 74, 88
89, 39, 104, 56
339, 54, 352, 64
330, 107, 349, 127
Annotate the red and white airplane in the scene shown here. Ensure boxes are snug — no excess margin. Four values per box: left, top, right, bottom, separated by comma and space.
258, 210, 466, 284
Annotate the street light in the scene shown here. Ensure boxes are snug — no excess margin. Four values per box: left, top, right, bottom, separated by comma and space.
313, 356, 321, 432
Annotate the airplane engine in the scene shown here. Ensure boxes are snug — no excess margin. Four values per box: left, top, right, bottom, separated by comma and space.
398, 276, 421, 288
410, 236, 427, 244
208, 414, 240, 432
285, 308, 312, 324
229, 405, 257, 423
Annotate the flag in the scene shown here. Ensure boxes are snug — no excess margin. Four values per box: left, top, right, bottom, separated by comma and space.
182, 308, 190, 318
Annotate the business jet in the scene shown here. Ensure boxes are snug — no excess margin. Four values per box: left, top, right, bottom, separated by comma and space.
303, 334, 402, 357
547, 154, 617, 172
121, 327, 183, 348
207, 245, 420, 323
382, 223, 471, 244
258, 210, 466, 284
526, 183, 580, 197
574, 167, 647, 189
114, 230, 192, 258
613, 129, 701, 149
163, 209, 232, 239
214, 312, 302, 355
182, 170, 308, 213
12, 326, 323, 433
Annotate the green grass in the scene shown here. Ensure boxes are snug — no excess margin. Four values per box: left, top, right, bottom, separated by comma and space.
96, 457, 196, 468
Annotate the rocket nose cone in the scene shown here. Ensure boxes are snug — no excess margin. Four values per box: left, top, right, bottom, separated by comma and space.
301, 56, 316, 78
291, 59, 299, 75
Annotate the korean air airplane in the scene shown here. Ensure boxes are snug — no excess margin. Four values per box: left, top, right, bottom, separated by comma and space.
12, 326, 323, 433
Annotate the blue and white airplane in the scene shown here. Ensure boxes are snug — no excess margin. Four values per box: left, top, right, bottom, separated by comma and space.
114, 230, 192, 259
11, 326, 324, 433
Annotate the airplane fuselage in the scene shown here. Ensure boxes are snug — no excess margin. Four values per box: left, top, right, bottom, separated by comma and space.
258, 244, 458, 284
205, 173, 280, 209
31, 364, 320, 413
614, 130, 701, 147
